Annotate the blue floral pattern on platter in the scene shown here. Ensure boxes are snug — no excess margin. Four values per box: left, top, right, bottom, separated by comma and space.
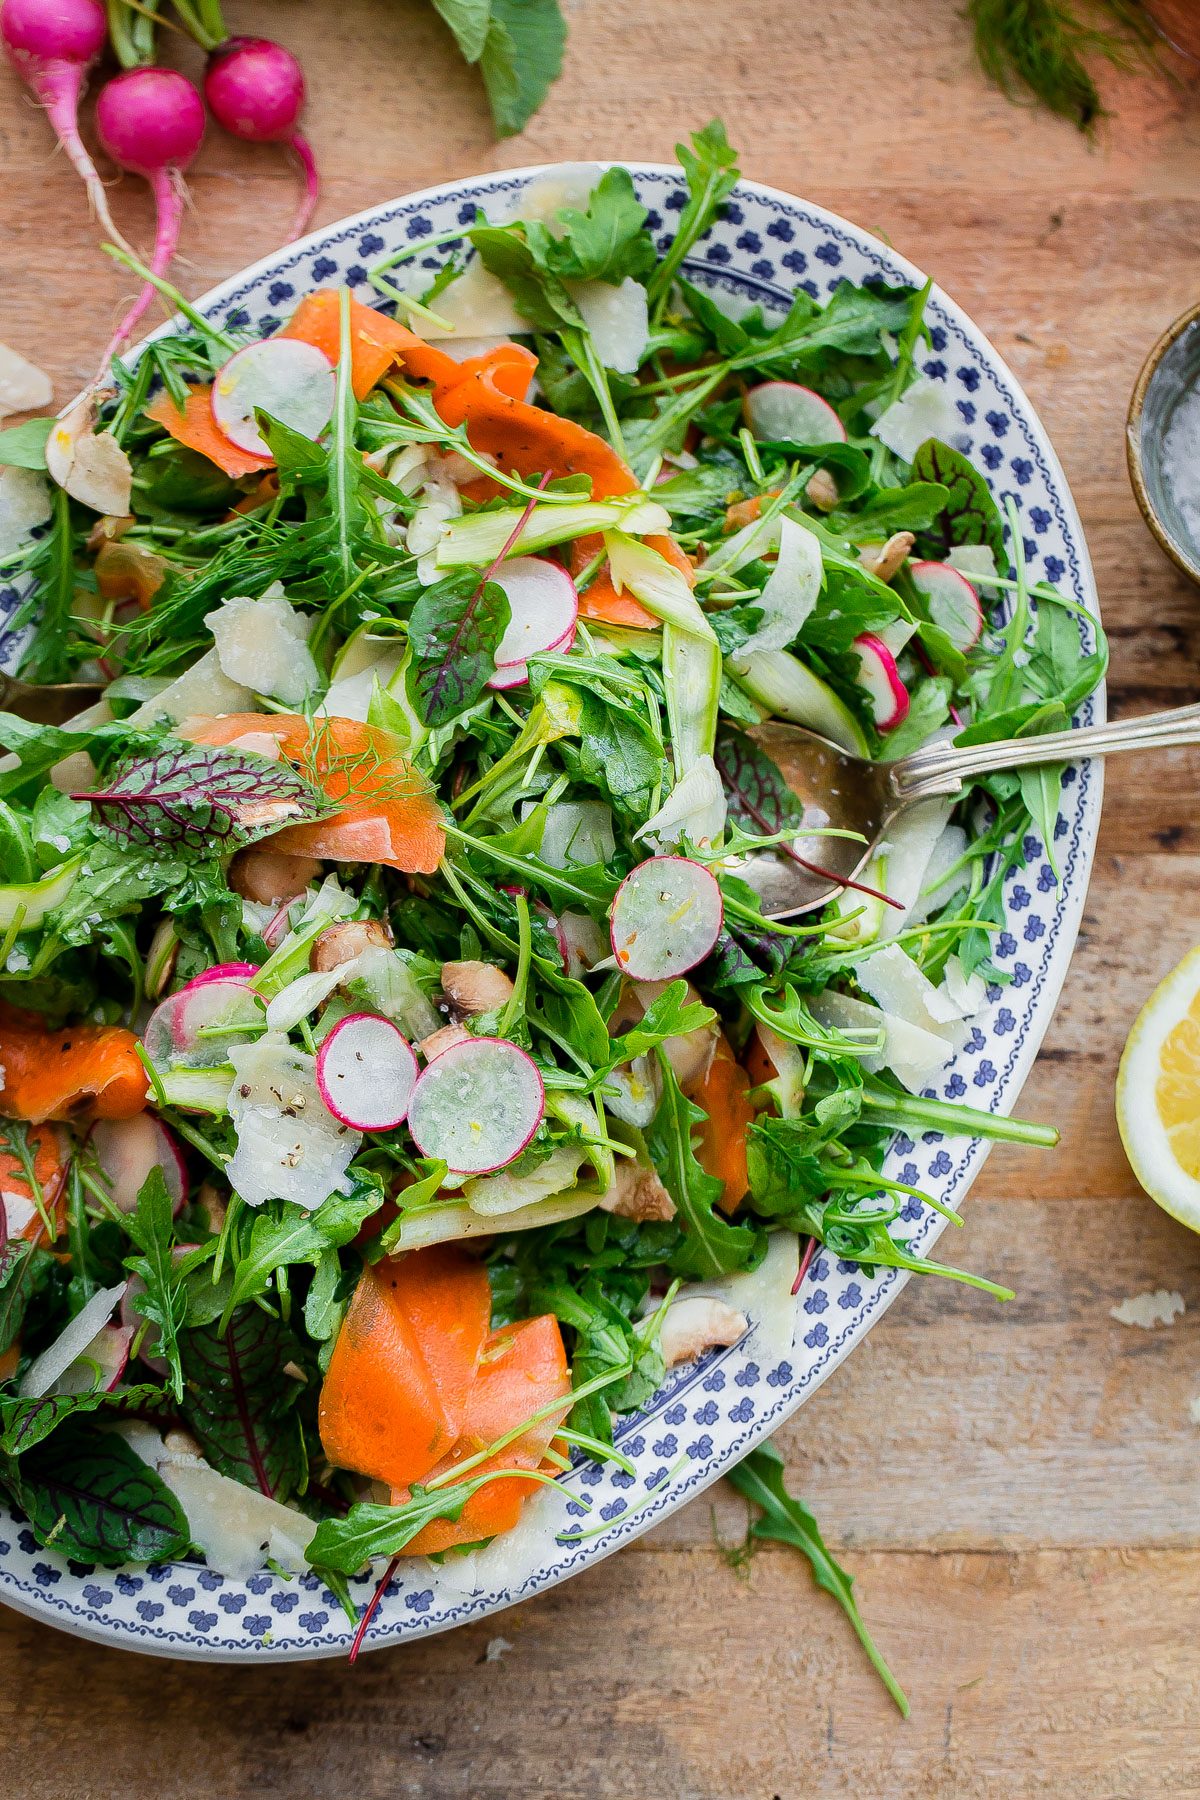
0, 165, 1103, 1662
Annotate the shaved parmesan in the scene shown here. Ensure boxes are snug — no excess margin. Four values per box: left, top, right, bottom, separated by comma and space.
569, 277, 648, 374
870, 376, 965, 463
1110, 1290, 1184, 1329
663, 1229, 800, 1364
905, 823, 970, 928
876, 797, 956, 937
810, 988, 951, 1092
127, 648, 253, 728
636, 755, 726, 853
117, 1424, 315, 1578
205, 590, 320, 707
0, 464, 52, 558
19, 1282, 126, 1397
947, 543, 999, 584
45, 394, 132, 516
226, 1036, 360, 1211
741, 514, 823, 654
0, 342, 52, 420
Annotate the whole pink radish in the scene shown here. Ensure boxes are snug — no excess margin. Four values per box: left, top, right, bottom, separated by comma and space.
0, 0, 134, 253
94, 67, 205, 362
204, 37, 318, 241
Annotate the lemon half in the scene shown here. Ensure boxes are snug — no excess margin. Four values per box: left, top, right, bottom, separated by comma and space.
1117, 943, 1200, 1231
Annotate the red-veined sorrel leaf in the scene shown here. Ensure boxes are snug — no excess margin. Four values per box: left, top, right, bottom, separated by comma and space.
179, 1306, 306, 1501
73, 740, 328, 855
1, 1423, 191, 1566
910, 439, 1008, 572
407, 568, 511, 728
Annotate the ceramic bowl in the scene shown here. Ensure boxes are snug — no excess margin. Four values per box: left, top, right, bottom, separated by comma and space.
0, 163, 1104, 1660
1127, 298, 1200, 588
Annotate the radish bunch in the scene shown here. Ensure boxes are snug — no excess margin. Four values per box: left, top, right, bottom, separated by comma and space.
0, 0, 319, 353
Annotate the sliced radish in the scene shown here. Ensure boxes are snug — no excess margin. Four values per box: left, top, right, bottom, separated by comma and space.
745, 381, 847, 446
491, 557, 578, 666
50, 1321, 133, 1396
211, 337, 335, 458
180, 963, 260, 991
486, 660, 529, 690
852, 633, 910, 731
909, 560, 984, 652
407, 1037, 545, 1174
610, 856, 724, 982
315, 1013, 418, 1131
92, 1114, 187, 1215
144, 977, 266, 1071
18, 1281, 127, 1397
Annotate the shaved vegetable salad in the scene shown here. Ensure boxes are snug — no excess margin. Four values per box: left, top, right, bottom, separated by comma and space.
0, 124, 1105, 1637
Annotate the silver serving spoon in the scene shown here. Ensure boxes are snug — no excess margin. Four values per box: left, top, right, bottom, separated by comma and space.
738, 703, 1200, 916
0, 674, 105, 727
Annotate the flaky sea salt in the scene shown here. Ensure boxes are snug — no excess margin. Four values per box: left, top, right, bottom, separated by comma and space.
1161, 384, 1200, 549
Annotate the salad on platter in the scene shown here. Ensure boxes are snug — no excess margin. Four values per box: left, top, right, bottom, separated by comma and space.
0, 125, 1105, 1640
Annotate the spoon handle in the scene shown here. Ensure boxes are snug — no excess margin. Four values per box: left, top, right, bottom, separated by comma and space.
889, 700, 1200, 800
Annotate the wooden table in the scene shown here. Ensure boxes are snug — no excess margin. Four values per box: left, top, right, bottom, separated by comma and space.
3, 2, 1200, 1790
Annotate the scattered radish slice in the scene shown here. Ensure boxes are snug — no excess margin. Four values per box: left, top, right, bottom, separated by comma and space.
50, 1321, 133, 1395
92, 1113, 187, 1214
610, 856, 724, 982
143, 977, 266, 1072
315, 1013, 418, 1130
486, 660, 529, 690
909, 560, 984, 652
852, 632, 910, 731
491, 556, 579, 667
407, 1037, 545, 1174
211, 337, 335, 458
745, 381, 847, 446
181, 962, 259, 991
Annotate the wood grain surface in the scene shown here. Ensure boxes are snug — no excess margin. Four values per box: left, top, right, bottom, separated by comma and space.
2, 2, 1200, 1793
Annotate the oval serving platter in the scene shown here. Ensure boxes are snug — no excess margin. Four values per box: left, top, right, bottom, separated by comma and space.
0, 163, 1103, 1660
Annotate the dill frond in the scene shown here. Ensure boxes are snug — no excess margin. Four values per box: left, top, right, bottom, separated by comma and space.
967, 0, 1161, 131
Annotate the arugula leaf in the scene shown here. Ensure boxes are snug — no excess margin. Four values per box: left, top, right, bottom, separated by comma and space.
479, 0, 567, 137
725, 1440, 909, 1716
408, 568, 512, 727
799, 567, 899, 653
308, 1484, 476, 1574
647, 1050, 760, 1278
911, 438, 1009, 570
648, 121, 740, 312
552, 168, 655, 284
0, 419, 55, 470
50, 840, 233, 947
470, 226, 582, 331
566, 688, 663, 819
179, 1307, 307, 1502
122, 1169, 187, 1402
606, 979, 716, 1067
731, 282, 916, 372
74, 741, 327, 856
826, 481, 950, 543
1, 1423, 191, 1566
222, 1189, 381, 1323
